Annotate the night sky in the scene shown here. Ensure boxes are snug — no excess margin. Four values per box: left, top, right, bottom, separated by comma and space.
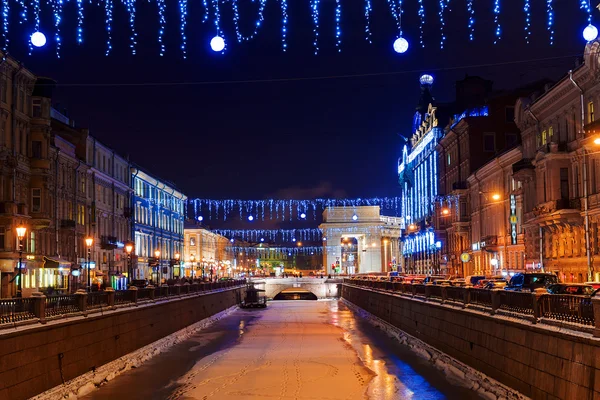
7, 0, 591, 202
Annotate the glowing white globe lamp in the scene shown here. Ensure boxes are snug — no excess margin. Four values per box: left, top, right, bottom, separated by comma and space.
210, 36, 225, 52
393, 37, 409, 54
352, 214, 358, 221
583, 24, 598, 42
300, 213, 306, 219
30, 31, 46, 48
248, 215, 254, 221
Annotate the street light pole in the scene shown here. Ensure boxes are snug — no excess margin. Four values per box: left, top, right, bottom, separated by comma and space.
175, 253, 180, 280
85, 237, 93, 292
155, 250, 161, 285
16, 226, 26, 298
125, 242, 133, 287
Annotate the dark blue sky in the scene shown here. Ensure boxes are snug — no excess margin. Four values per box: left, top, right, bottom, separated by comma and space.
8, 0, 591, 200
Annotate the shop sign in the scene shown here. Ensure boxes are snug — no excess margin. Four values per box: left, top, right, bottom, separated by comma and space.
510, 194, 518, 245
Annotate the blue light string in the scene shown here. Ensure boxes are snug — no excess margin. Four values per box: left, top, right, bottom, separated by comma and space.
202, 0, 209, 22
310, 0, 320, 54
364, 0, 372, 43
232, 0, 266, 42
281, 0, 288, 51
213, 0, 224, 50
103, 0, 112, 55
76, 0, 84, 44
580, 0, 591, 23
335, 0, 341, 51
547, 0, 553, 44
438, 0, 446, 48
524, 0, 531, 43
418, 0, 425, 47
126, 0, 137, 54
16, 0, 26, 25
179, 0, 187, 58
28, 0, 41, 54
386, 0, 401, 36
157, 0, 166, 56
52, 0, 63, 57
467, 0, 474, 41
494, 0, 501, 43
1, 0, 7, 54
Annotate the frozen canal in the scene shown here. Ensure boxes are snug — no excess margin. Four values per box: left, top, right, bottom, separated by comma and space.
82, 300, 479, 400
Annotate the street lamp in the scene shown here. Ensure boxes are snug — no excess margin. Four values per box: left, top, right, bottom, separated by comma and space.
155, 250, 161, 285
15, 226, 26, 298
175, 252, 180, 279
85, 237, 93, 292
125, 242, 134, 285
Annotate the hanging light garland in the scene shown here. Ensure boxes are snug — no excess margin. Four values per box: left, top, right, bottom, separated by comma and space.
10, 0, 592, 56
230, 245, 323, 255
189, 197, 401, 221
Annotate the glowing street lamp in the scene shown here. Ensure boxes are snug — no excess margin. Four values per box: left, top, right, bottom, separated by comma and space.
125, 242, 134, 284
15, 226, 26, 298
85, 237, 93, 292
155, 250, 161, 284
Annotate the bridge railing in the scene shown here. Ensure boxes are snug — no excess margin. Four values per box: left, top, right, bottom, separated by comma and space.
343, 278, 599, 334
0, 280, 246, 330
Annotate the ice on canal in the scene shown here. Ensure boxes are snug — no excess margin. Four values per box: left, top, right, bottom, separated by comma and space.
83, 300, 479, 400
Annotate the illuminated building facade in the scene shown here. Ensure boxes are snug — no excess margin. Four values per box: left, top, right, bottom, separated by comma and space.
183, 224, 232, 279
132, 168, 186, 283
399, 75, 445, 274
320, 206, 402, 275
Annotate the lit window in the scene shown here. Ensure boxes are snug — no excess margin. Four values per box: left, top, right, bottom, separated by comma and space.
447, 153, 451, 165
589, 101, 595, 123
541, 130, 547, 145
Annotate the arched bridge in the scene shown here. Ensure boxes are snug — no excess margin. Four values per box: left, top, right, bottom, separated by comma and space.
252, 278, 342, 299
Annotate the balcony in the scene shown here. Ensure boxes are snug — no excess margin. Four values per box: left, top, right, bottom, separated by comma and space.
60, 219, 76, 229
584, 119, 600, 137
526, 198, 583, 228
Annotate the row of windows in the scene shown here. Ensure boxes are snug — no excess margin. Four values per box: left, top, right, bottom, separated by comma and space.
134, 204, 184, 234
134, 178, 185, 213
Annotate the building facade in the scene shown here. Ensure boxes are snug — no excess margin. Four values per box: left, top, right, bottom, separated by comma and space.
132, 168, 186, 283
183, 224, 232, 280
398, 75, 445, 275
467, 147, 525, 276
514, 40, 600, 282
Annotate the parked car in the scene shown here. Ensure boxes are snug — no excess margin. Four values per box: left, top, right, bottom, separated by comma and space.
130, 279, 148, 288
504, 273, 558, 292
464, 275, 486, 286
423, 275, 449, 284
546, 283, 596, 296
584, 281, 600, 290
482, 279, 508, 289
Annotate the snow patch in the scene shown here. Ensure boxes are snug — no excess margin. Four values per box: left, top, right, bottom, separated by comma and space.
31, 305, 238, 400
341, 299, 530, 400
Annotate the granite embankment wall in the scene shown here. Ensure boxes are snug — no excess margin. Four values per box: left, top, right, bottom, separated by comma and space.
342, 284, 600, 400
0, 286, 244, 400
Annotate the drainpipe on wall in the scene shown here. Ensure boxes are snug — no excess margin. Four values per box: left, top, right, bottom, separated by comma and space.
569, 70, 593, 281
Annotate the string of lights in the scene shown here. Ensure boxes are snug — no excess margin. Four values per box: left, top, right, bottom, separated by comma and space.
14, 0, 598, 56
189, 197, 401, 221
229, 246, 323, 255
